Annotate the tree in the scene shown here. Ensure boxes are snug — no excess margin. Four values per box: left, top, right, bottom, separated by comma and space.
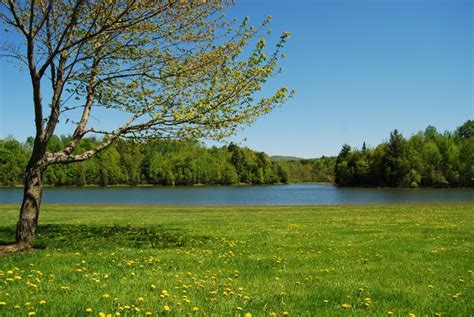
334, 144, 354, 186
383, 129, 409, 186
455, 120, 474, 139
1, 0, 293, 246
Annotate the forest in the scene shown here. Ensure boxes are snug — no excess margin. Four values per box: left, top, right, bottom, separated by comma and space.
1, 121, 472, 188
334, 120, 474, 187
0, 137, 333, 187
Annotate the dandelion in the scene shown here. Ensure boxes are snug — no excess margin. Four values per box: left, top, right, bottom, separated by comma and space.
245, 313, 252, 317
364, 297, 372, 307
145, 312, 152, 316
39, 300, 46, 305
408, 314, 416, 317
102, 294, 110, 299
137, 297, 144, 302
85, 308, 93, 313
341, 303, 352, 309
282, 312, 289, 316
163, 305, 171, 313
28, 312, 36, 316
388, 311, 394, 316
0, 301, 6, 306
269, 313, 277, 317
192, 306, 199, 312
99, 313, 106, 317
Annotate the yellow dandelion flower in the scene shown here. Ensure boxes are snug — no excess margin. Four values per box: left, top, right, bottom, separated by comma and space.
39, 300, 46, 305
163, 305, 171, 313
85, 308, 93, 313
408, 313, 416, 317
388, 312, 394, 316
145, 312, 152, 316
245, 313, 252, 317
102, 294, 110, 299
341, 303, 352, 309
137, 297, 144, 302
269, 313, 277, 317
283, 312, 289, 316
28, 312, 36, 316
0, 301, 6, 306
99, 313, 106, 317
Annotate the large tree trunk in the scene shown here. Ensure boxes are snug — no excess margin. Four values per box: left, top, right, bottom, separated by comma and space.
16, 166, 44, 245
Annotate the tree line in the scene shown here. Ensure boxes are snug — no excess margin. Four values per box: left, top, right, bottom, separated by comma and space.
0, 137, 296, 187
0, 137, 336, 187
3, 121, 471, 188
334, 120, 474, 187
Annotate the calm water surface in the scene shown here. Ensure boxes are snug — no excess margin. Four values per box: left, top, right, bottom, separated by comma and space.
0, 184, 472, 205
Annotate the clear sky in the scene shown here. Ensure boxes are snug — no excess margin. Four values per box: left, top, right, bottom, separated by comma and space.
0, 0, 472, 158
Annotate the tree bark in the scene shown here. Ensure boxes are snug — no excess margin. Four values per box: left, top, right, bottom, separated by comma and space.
16, 165, 44, 245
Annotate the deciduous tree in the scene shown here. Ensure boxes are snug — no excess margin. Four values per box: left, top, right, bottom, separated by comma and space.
0, 0, 292, 246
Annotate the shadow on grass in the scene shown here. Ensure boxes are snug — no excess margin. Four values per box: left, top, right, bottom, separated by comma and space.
0, 224, 211, 251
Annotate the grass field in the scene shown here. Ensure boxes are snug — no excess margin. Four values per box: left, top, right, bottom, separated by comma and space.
0, 204, 472, 316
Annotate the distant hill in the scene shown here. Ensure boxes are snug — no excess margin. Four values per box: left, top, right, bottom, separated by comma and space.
271, 155, 307, 162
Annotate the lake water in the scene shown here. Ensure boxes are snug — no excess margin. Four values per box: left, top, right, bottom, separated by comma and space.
0, 184, 472, 205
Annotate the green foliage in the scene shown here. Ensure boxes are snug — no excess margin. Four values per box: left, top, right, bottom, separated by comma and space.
0, 138, 288, 187
0, 139, 29, 186
275, 157, 335, 183
334, 121, 474, 187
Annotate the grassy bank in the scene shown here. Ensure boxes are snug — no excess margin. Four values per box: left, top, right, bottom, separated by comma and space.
0, 204, 472, 316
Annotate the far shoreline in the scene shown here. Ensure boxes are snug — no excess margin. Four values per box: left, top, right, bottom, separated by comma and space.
1, 182, 474, 190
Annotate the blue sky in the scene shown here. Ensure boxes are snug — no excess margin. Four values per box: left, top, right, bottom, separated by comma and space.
0, 0, 472, 158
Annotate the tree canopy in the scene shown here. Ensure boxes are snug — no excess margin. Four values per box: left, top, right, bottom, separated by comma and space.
334, 121, 474, 188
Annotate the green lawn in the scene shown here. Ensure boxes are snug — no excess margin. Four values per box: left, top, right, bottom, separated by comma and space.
0, 204, 472, 316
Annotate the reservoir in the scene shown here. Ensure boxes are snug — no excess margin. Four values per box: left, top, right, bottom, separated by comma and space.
0, 183, 472, 205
